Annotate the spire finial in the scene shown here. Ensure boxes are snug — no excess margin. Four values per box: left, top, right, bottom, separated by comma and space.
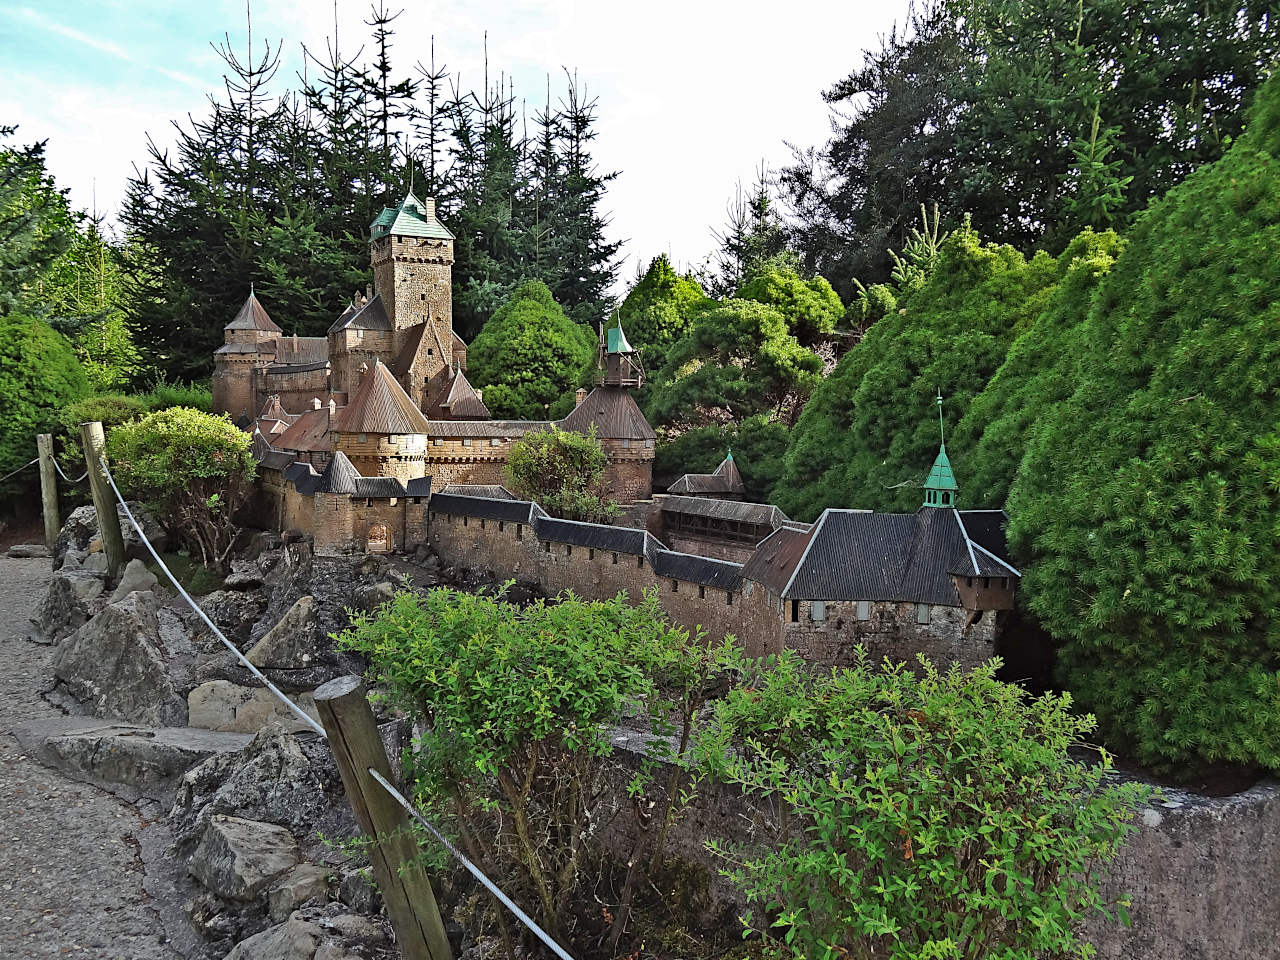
936, 388, 945, 448
923, 389, 958, 508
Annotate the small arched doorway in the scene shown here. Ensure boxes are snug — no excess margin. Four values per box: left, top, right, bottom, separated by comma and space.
366, 522, 391, 554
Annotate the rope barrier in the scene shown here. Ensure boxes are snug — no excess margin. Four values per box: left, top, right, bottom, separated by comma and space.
0, 458, 38, 484
52, 458, 89, 484
367, 768, 576, 960
93, 454, 577, 959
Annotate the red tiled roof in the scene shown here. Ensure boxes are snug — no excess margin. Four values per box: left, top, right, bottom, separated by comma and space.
274, 407, 336, 453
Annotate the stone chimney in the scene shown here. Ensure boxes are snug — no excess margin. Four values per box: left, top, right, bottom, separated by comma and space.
312, 397, 322, 410
575, 388, 587, 407
424, 198, 436, 219
365, 283, 373, 300
327, 398, 336, 416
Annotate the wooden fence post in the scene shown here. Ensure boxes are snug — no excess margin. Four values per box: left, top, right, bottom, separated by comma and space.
314, 676, 454, 960
36, 433, 59, 551
79, 421, 126, 579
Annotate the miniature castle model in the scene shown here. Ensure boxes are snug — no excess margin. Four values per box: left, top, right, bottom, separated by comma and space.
214, 191, 1020, 671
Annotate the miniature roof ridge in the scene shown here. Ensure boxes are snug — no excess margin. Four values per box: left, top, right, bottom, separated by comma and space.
370, 188, 455, 241
335, 359, 431, 435
225, 290, 282, 333
315, 450, 360, 494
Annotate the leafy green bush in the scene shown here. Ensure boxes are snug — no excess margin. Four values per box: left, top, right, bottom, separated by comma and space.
55, 394, 150, 476
949, 229, 1124, 508
505, 425, 617, 522
697, 650, 1149, 960
338, 588, 741, 956
614, 254, 710, 372
775, 225, 1058, 520
136, 376, 213, 413
736, 262, 844, 343
106, 407, 254, 568
468, 281, 596, 419
0, 313, 89, 502
1007, 72, 1280, 772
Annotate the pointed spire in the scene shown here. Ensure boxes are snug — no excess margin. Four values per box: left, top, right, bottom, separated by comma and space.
923, 391, 958, 508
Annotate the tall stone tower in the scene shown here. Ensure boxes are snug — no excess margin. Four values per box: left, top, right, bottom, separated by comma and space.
369, 190, 456, 409
212, 290, 282, 422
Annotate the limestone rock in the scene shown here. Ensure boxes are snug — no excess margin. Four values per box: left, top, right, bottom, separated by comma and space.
188, 680, 320, 734
267, 864, 331, 922
337, 870, 380, 915
189, 815, 300, 901
352, 581, 395, 611
59, 553, 83, 571
6, 542, 50, 558
202, 589, 269, 647
222, 917, 325, 960
39, 720, 252, 795
247, 596, 318, 669
54, 501, 168, 565
37, 571, 101, 641
224, 559, 266, 591
111, 557, 160, 601
52, 591, 188, 726
82, 552, 109, 574
170, 728, 348, 856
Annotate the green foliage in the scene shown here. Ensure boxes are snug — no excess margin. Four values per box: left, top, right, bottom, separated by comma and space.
655, 415, 790, 503
0, 314, 89, 503
505, 425, 616, 522
785, 0, 1279, 297
708, 165, 792, 297
950, 228, 1124, 507
648, 299, 823, 429
0, 126, 75, 315
775, 225, 1058, 520
614, 254, 710, 372
698, 650, 1149, 960
1007, 73, 1280, 771
737, 262, 843, 343
134, 376, 213, 413
338, 587, 742, 955
468, 281, 596, 420
106, 407, 254, 568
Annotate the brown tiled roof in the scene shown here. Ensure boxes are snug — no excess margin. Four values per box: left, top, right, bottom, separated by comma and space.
440, 370, 491, 419
335, 360, 430, 435
274, 407, 335, 454
390, 322, 429, 377
558, 387, 656, 441
327, 295, 392, 333
425, 420, 550, 438
668, 453, 746, 496
225, 292, 282, 333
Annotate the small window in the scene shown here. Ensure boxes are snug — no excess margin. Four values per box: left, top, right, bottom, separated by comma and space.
744, 581, 753, 597
942, 492, 952, 505
424, 375, 430, 384
463, 516, 468, 526
645, 439, 654, 448
966, 577, 973, 587
726, 592, 734, 606
698, 585, 706, 599
612, 552, 618, 565
915, 603, 931, 625
490, 438, 501, 447
421, 293, 426, 301
811, 601, 826, 623
498, 521, 504, 532
433, 438, 443, 446
480, 519, 486, 529
516, 524, 523, 540
637, 555, 644, 569
1001, 577, 1008, 588
790, 599, 799, 623
358, 432, 367, 442
462, 438, 473, 447
414, 497, 422, 505
983, 577, 990, 589
565, 545, 572, 557
621, 438, 631, 448
543, 540, 551, 552
427, 348, 434, 355
588, 548, 595, 560
671, 579, 679, 593
856, 600, 871, 621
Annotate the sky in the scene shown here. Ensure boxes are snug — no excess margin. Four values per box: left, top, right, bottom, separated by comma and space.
0, 0, 908, 287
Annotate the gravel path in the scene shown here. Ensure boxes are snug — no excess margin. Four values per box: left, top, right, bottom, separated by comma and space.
0, 556, 179, 959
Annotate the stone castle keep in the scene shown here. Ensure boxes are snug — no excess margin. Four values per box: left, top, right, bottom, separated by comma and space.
214, 192, 1021, 671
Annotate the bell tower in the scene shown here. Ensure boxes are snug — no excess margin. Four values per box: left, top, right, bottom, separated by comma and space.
369, 189, 454, 359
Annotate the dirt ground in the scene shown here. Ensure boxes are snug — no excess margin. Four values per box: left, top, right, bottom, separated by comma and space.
0, 556, 179, 959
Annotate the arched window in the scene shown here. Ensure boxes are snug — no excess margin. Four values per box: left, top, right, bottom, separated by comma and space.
366, 522, 391, 554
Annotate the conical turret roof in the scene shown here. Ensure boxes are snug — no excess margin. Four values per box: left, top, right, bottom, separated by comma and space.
225, 290, 282, 333
335, 360, 430, 435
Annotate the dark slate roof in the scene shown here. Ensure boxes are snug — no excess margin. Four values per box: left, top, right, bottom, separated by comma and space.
651, 550, 744, 591
335, 361, 430, 435
274, 336, 328, 365
660, 496, 788, 528
440, 484, 515, 499
267, 360, 330, 375
275, 407, 335, 454
533, 516, 657, 557
225, 291, 282, 333
284, 461, 321, 494
354, 476, 407, 498
260, 450, 295, 471
327, 295, 392, 333
425, 420, 551, 438
315, 451, 360, 494
741, 525, 814, 594
406, 476, 432, 497
428, 493, 536, 523
216, 341, 276, 355
774, 507, 1021, 605
558, 387, 656, 441
667, 453, 746, 496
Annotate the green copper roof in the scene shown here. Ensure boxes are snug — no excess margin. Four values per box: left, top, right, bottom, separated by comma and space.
370, 189, 454, 241
606, 323, 634, 354
922, 444, 959, 508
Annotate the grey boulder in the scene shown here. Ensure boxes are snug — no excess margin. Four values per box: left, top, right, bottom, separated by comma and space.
247, 596, 318, 670
267, 864, 331, 922
221, 917, 325, 960
6, 542, 50, 558
189, 814, 300, 902
111, 557, 160, 601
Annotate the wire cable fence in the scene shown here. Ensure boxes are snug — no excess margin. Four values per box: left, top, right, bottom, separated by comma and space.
0, 458, 38, 485
52, 457, 90, 485
93, 453, 577, 960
